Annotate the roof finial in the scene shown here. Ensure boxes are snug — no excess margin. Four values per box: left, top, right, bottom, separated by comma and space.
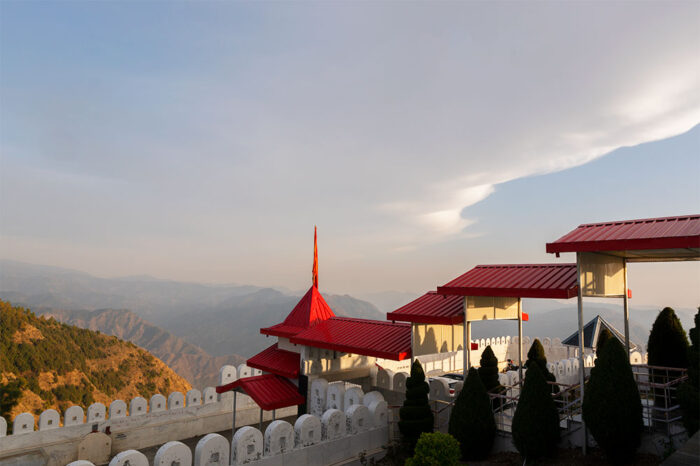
312, 226, 318, 289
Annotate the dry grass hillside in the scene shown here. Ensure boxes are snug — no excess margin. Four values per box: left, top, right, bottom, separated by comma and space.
0, 300, 191, 425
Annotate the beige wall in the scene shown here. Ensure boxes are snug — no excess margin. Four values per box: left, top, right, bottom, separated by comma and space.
412, 323, 464, 357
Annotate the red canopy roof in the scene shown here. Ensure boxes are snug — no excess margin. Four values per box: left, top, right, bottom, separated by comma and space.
216, 374, 304, 411
437, 264, 578, 299
546, 215, 700, 259
289, 317, 411, 361
387, 292, 464, 325
261, 286, 335, 338
247, 343, 300, 379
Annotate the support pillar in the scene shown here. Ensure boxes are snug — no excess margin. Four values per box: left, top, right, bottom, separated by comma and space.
463, 297, 468, 376
410, 325, 415, 365
518, 297, 523, 384
576, 253, 587, 455
466, 321, 472, 370
623, 259, 630, 355
259, 408, 263, 431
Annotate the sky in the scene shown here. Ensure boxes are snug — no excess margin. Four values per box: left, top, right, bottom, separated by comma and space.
1, 1, 699, 307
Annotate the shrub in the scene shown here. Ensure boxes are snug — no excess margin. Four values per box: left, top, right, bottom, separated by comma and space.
596, 327, 613, 355
448, 367, 495, 460
478, 345, 503, 393
648, 307, 689, 405
525, 339, 559, 394
511, 362, 559, 461
679, 308, 700, 435
0, 379, 23, 430
405, 432, 460, 466
399, 360, 434, 450
583, 337, 643, 463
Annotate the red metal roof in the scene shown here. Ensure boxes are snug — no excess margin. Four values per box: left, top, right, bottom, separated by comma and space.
216, 374, 304, 411
546, 215, 700, 255
437, 264, 579, 299
289, 317, 411, 361
261, 285, 335, 338
247, 343, 300, 379
387, 292, 464, 325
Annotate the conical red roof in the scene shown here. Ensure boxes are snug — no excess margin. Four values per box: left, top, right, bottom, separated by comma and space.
260, 286, 335, 338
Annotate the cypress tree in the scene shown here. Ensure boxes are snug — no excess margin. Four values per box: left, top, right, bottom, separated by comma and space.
525, 339, 559, 394
583, 337, 643, 463
448, 367, 496, 460
511, 362, 560, 461
647, 307, 689, 405
478, 345, 502, 393
678, 308, 700, 435
399, 360, 434, 450
596, 328, 614, 355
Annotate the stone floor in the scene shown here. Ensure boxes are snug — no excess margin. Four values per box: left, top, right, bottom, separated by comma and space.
662, 431, 700, 466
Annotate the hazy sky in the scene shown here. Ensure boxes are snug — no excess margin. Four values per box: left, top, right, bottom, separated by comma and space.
1, 2, 699, 307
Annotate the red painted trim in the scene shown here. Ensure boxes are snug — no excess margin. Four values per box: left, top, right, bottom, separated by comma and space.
385, 312, 464, 325
216, 380, 238, 394
436, 285, 578, 300
546, 236, 700, 254
288, 336, 411, 361
470, 343, 478, 350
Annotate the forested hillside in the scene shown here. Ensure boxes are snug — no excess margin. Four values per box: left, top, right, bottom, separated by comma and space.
0, 300, 191, 424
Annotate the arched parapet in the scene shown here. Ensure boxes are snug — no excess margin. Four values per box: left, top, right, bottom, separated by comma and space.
585, 355, 594, 367
344, 386, 363, 408
630, 351, 642, 364
195, 433, 229, 466
479, 338, 486, 349
345, 404, 370, 434
506, 336, 512, 345
543, 337, 552, 348
150, 394, 167, 413
309, 378, 329, 417
498, 373, 509, 387
326, 382, 345, 411
367, 400, 388, 428
321, 408, 346, 440
186, 389, 202, 407
65, 406, 85, 426
203, 387, 218, 404
39, 409, 60, 431
67, 461, 95, 466
523, 336, 531, 347
168, 391, 185, 410
237, 364, 252, 379
506, 371, 518, 387
0, 416, 6, 437
219, 365, 237, 386
155, 440, 192, 466
231, 426, 263, 465
393, 372, 408, 393
555, 361, 566, 383
553, 337, 562, 347
264, 420, 294, 456
251, 368, 262, 376
13, 412, 34, 434
130, 397, 147, 416
362, 391, 385, 407
376, 367, 393, 390
294, 414, 321, 447
512, 336, 519, 346
87, 403, 106, 423
546, 362, 556, 374
429, 378, 450, 401
109, 400, 127, 420
109, 450, 149, 466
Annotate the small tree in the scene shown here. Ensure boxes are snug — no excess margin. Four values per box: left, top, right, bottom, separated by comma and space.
399, 360, 434, 450
525, 339, 559, 394
0, 379, 22, 433
448, 367, 496, 460
648, 307, 689, 405
679, 308, 700, 435
478, 345, 503, 393
583, 337, 643, 463
405, 432, 461, 466
511, 362, 560, 462
596, 327, 614, 355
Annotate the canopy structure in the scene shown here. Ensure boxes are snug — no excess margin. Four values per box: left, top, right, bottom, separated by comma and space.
561, 315, 638, 352
290, 317, 412, 361
436, 263, 579, 378
247, 343, 300, 379
217, 373, 304, 410
387, 292, 464, 325
260, 285, 335, 338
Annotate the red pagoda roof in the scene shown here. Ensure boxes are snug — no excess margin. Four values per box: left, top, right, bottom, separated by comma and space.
387, 292, 464, 325
289, 317, 411, 361
261, 286, 335, 338
437, 264, 579, 299
247, 343, 300, 379
216, 374, 304, 411
546, 215, 700, 259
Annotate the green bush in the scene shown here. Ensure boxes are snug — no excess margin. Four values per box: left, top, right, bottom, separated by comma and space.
0, 379, 23, 432
511, 362, 560, 462
583, 337, 643, 463
405, 432, 460, 466
478, 345, 503, 393
399, 360, 434, 450
648, 307, 689, 406
596, 328, 613, 355
679, 308, 700, 435
525, 339, 559, 394
448, 367, 495, 460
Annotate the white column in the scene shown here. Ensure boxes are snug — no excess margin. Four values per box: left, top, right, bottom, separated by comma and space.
518, 297, 523, 383
576, 253, 587, 455
463, 297, 468, 375
623, 258, 630, 354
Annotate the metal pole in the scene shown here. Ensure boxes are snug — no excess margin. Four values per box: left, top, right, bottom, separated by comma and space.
259, 408, 263, 431
463, 297, 468, 376
623, 258, 630, 355
272, 409, 276, 421
518, 298, 523, 384
232, 391, 237, 434
466, 321, 472, 370
410, 325, 415, 365
576, 253, 587, 455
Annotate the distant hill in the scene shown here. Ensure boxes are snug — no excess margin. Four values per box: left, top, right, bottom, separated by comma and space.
0, 300, 191, 424
38, 308, 245, 389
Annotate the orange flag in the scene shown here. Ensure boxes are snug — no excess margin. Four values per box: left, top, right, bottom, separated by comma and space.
312, 226, 318, 288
